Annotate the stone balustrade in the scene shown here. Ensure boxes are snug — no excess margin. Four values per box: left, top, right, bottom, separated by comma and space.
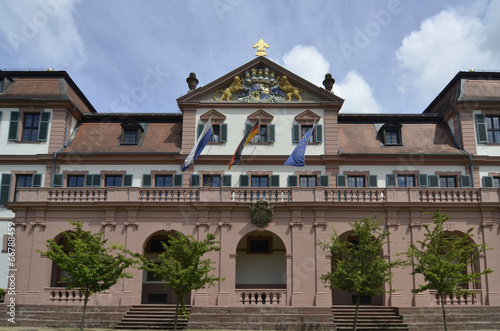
429, 289, 482, 305
236, 289, 287, 305
14, 187, 500, 204
46, 287, 84, 303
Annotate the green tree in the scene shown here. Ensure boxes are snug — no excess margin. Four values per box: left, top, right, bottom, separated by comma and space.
404, 210, 493, 331
38, 220, 135, 331
134, 232, 222, 331
318, 216, 403, 331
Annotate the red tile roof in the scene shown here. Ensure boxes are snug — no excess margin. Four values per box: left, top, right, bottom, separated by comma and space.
63, 123, 182, 153
1, 78, 61, 98
339, 123, 462, 154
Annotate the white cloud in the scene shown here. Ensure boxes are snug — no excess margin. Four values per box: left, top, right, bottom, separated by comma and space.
395, 2, 500, 104
0, 0, 86, 69
281, 45, 330, 85
336, 70, 382, 114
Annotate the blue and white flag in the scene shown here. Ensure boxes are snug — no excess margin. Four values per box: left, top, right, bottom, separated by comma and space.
284, 122, 316, 167
182, 118, 213, 172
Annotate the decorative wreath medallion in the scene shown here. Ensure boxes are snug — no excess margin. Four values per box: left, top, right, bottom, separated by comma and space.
249, 200, 274, 227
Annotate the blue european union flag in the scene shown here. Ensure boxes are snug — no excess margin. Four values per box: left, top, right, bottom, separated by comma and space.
284, 124, 316, 167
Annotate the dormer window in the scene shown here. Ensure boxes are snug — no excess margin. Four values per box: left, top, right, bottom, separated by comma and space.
120, 120, 144, 145
379, 122, 402, 146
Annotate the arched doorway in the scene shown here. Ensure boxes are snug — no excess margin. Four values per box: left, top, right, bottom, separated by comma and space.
330, 230, 384, 306
141, 230, 191, 305
235, 230, 287, 290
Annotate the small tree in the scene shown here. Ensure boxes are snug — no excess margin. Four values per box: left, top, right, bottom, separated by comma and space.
404, 210, 493, 331
38, 220, 135, 331
318, 216, 403, 331
134, 232, 222, 331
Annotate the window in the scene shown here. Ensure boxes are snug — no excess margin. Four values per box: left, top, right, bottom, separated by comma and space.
211, 124, 221, 142
398, 175, 415, 187
440, 176, 457, 188
385, 130, 401, 145
123, 129, 138, 144
15, 174, 41, 201
22, 113, 40, 141
203, 175, 221, 187
486, 116, 500, 143
251, 176, 268, 187
348, 176, 365, 187
156, 175, 172, 187
105, 175, 123, 187
494, 177, 500, 188
67, 175, 85, 187
120, 120, 143, 145
247, 236, 272, 254
252, 124, 270, 143
300, 175, 317, 187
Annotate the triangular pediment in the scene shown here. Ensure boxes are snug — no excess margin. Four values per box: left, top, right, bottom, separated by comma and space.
295, 110, 322, 123
200, 109, 227, 124
248, 109, 274, 122
177, 57, 343, 108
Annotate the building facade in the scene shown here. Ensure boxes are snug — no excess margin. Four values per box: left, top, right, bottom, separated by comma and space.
1, 57, 500, 314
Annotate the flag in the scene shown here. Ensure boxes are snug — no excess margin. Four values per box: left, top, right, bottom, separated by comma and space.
228, 120, 259, 170
182, 118, 213, 172
284, 122, 316, 167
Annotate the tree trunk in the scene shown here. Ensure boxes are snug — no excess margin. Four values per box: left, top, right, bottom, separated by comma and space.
440, 293, 448, 331
174, 300, 180, 331
80, 293, 89, 331
353, 294, 361, 331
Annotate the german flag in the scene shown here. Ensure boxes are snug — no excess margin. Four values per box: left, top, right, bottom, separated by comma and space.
228, 120, 259, 170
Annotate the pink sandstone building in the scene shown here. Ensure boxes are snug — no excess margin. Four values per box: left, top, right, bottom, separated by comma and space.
0, 56, 499, 329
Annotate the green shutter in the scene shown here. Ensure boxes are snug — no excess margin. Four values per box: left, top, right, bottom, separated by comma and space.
368, 175, 378, 187
460, 175, 471, 188
337, 174, 346, 187
239, 174, 249, 187
32, 174, 42, 187
142, 174, 152, 187
8, 111, 19, 141
173, 174, 183, 187
221, 123, 228, 143
319, 175, 329, 187
85, 174, 101, 187
292, 124, 300, 143
315, 125, 323, 143
288, 175, 297, 187
38, 112, 51, 141
269, 124, 275, 143
270, 174, 280, 187
197, 124, 204, 139
52, 173, 63, 187
475, 113, 488, 143
428, 175, 439, 188
190, 174, 200, 187
418, 174, 428, 187
386, 174, 396, 187
0, 174, 12, 206
124, 174, 133, 187
482, 176, 493, 187
222, 174, 232, 187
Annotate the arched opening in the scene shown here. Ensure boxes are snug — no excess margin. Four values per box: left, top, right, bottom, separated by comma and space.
141, 230, 191, 305
235, 230, 286, 290
330, 230, 384, 306
49, 232, 71, 287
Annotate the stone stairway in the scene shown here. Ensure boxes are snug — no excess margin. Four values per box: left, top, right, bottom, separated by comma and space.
332, 306, 409, 331
115, 304, 189, 330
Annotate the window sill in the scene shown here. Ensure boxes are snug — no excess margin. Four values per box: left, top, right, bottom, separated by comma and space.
249, 142, 273, 145
9, 140, 42, 144
207, 142, 224, 145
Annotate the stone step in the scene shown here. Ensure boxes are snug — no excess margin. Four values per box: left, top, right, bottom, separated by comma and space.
115, 304, 190, 330
332, 306, 409, 331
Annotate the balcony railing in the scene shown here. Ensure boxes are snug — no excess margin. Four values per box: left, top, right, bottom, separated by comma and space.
14, 187, 499, 204
429, 289, 482, 305
236, 289, 287, 305
46, 287, 84, 303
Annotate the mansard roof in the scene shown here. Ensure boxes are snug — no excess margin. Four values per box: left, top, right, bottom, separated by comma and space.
177, 56, 344, 108
61, 113, 182, 154
0, 70, 96, 113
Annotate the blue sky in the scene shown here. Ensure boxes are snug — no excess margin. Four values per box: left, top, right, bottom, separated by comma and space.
1, 0, 499, 114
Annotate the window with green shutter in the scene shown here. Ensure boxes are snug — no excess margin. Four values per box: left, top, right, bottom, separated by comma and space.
190, 174, 200, 187
173, 174, 183, 187
8, 111, 19, 141
319, 175, 329, 187
270, 174, 280, 187
368, 175, 378, 187
52, 173, 64, 187
85, 174, 102, 187
475, 113, 488, 143
0, 174, 12, 206
222, 174, 232, 187
123, 174, 133, 187
142, 174, 153, 187
239, 174, 250, 187
386, 174, 396, 187
288, 175, 298, 187
337, 174, 346, 187
482, 176, 493, 188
